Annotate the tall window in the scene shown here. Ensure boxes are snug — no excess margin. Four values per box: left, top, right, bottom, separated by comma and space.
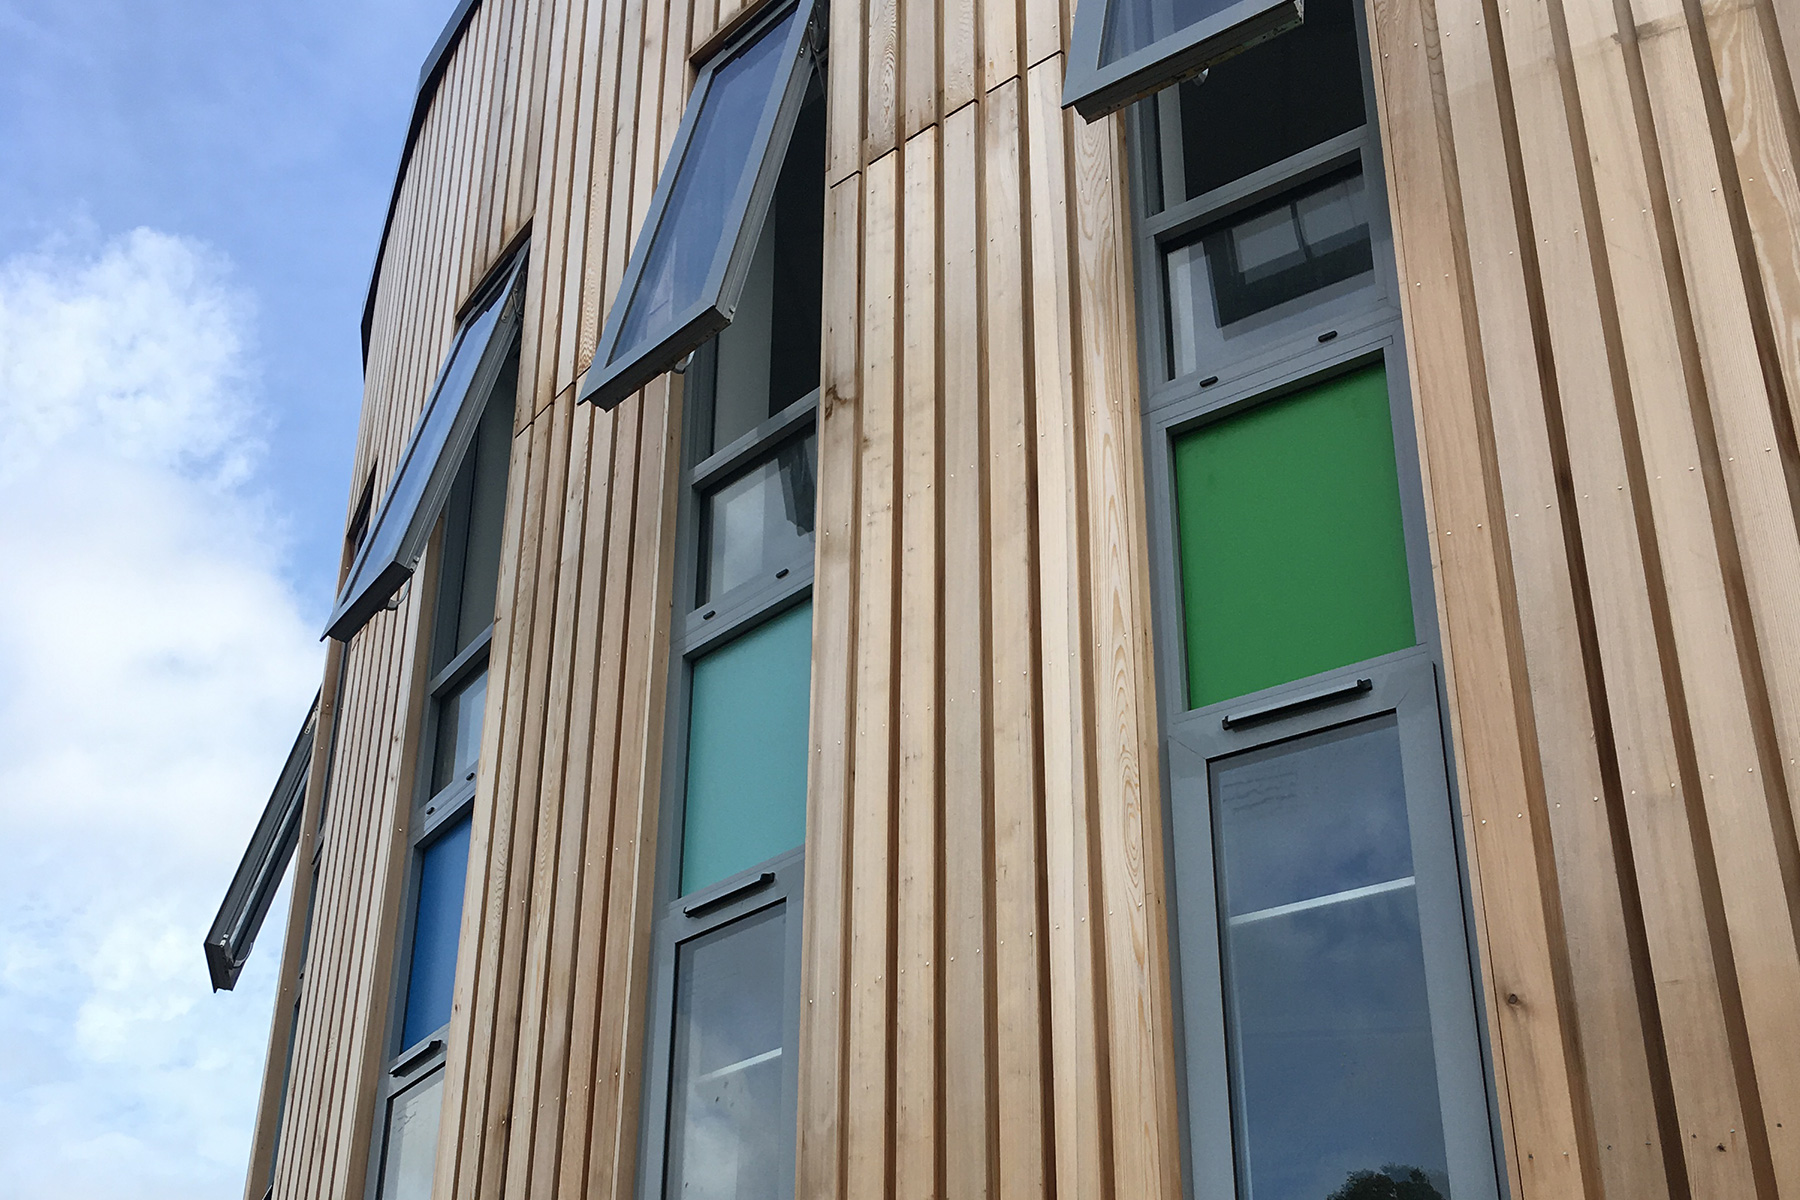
367, 319, 519, 1200
1114, 3, 1506, 1198
622, 10, 825, 1197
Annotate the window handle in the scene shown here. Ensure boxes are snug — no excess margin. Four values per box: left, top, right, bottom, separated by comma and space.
391, 1037, 443, 1076
683, 871, 775, 917
1222, 678, 1371, 730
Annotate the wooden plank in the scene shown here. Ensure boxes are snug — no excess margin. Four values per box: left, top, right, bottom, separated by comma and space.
942, 0, 979, 113
848, 149, 901, 1200
980, 79, 1051, 1200
895, 125, 942, 1200
984, 0, 1020, 94
796, 173, 864, 1200
937, 101, 997, 1200
828, 0, 868, 183
868, 0, 902, 160
553, 0, 612, 394
573, 0, 634, 380
902, 0, 939, 136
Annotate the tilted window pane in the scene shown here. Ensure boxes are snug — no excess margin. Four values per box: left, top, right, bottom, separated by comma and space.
710, 91, 827, 454
609, 8, 800, 369
401, 813, 473, 1048
682, 603, 812, 894
378, 1066, 445, 1200
325, 257, 524, 642
449, 350, 517, 656
665, 905, 787, 1200
1208, 717, 1451, 1200
1173, 363, 1413, 707
1103, 0, 1247, 64
699, 432, 817, 606
431, 669, 488, 797
1175, 0, 1365, 200
1166, 167, 1374, 373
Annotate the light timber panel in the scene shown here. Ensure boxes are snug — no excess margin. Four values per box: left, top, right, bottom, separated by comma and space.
249, 0, 1800, 1191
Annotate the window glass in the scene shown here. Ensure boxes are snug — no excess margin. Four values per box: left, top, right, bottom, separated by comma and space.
401, 814, 473, 1048
451, 351, 517, 653
1166, 167, 1373, 373
1175, 0, 1366, 199
431, 670, 488, 797
379, 1068, 446, 1200
1208, 717, 1451, 1200
682, 604, 812, 894
699, 432, 817, 605
664, 905, 788, 1200
1173, 363, 1413, 707
1102, 0, 1246, 65
610, 8, 801, 366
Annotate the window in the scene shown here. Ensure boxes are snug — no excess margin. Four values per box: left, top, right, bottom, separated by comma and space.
1063, 0, 1301, 119
205, 696, 319, 992
636, 32, 824, 1200
325, 253, 526, 642
366, 298, 520, 1200
578, 0, 824, 411
1126, 6, 1506, 1199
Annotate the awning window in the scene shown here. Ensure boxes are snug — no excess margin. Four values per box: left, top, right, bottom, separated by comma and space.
324, 252, 526, 642
578, 0, 823, 411
205, 697, 319, 992
1062, 0, 1302, 120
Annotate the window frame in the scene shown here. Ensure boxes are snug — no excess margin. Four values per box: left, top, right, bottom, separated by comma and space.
1123, 14, 1508, 1195
1062, 0, 1301, 121
578, 0, 825, 412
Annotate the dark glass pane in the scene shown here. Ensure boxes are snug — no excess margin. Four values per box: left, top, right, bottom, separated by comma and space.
1102, 0, 1242, 65
611, 8, 800, 365
665, 906, 788, 1200
712, 91, 826, 454
1173, 364, 1413, 708
453, 351, 517, 652
1211, 717, 1451, 1200
401, 814, 473, 1048
1166, 166, 1373, 367
699, 432, 817, 605
378, 1067, 445, 1200
1176, 0, 1366, 199
431, 669, 488, 796
683, 603, 812, 894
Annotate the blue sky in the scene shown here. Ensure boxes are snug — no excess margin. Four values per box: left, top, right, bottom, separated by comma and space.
0, 3, 458, 1196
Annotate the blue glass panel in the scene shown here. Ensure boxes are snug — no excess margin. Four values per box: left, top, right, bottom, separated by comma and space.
401, 814, 473, 1049
609, 8, 799, 364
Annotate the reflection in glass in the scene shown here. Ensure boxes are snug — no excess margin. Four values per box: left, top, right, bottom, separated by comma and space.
611, 8, 800, 364
699, 432, 817, 604
401, 815, 473, 1049
1101, 0, 1241, 65
379, 1067, 445, 1200
665, 905, 787, 1200
1167, 168, 1373, 375
431, 669, 488, 796
1210, 716, 1451, 1200
1175, 0, 1366, 200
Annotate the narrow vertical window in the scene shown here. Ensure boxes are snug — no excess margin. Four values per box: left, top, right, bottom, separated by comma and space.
631, 12, 825, 1197
1119, 1, 1506, 1196
366, 261, 521, 1200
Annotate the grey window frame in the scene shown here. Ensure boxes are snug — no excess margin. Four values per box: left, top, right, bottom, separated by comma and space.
325, 251, 526, 642
1062, 0, 1300, 120
1124, 11, 1508, 1195
577, 0, 824, 412
205, 696, 320, 992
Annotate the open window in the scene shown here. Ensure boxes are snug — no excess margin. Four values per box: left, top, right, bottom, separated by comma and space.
577, 0, 823, 411
205, 696, 319, 992
1062, 0, 1301, 119
324, 252, 526, 642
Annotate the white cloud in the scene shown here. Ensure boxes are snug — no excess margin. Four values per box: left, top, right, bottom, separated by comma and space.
0, 229, 323, 1200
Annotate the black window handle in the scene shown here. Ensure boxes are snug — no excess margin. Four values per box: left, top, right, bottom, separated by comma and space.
1222, 678, 1371, 730
682, 871, 776, 917
391, 1037, 443, 1076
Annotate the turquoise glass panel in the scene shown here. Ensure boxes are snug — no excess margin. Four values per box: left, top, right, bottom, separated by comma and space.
682, 603, 812, 894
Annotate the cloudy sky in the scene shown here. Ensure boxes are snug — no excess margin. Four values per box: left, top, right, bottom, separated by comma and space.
0, 3, 454, 1196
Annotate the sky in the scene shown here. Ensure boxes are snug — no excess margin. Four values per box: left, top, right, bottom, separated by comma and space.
0, 3, 457, 1196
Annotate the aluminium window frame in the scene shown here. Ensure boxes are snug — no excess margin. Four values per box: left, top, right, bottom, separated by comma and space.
1122, 15, 1508, 1194
577, 0, 825, 411
1062, 0, 1301, 120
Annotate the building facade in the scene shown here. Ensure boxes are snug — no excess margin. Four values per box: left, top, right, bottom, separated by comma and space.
215, 0, 1800, 1194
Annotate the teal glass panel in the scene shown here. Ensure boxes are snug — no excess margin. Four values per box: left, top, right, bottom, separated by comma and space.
682, 603, 812, 894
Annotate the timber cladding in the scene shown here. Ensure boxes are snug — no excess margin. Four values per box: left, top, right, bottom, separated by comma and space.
249, 0, 1800, 1192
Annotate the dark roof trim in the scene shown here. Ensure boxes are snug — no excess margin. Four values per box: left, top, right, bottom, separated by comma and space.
360, 0, 486, 363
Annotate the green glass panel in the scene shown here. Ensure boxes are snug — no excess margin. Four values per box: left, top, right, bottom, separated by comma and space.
1174, 363, 1414, 708
682, 602, 813, 893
